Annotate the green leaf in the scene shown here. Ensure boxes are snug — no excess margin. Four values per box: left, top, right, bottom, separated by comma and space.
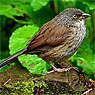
18, 54, 47, 75
82, 1, 95, 10
0, 0, 31, 3
9, 25, 48, 75
9, 25, 39, 54
0, 1, 54, 26
77, 57, 95, 74
30, 6, 55, 27
0, 2, 32, 24
77, 55, 95, 79
31, 0, 49, 11
0, 3, 23, 20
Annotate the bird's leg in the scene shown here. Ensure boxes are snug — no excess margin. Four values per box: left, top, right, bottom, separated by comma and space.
43, 59, 57, 71
43, 59, 78, 72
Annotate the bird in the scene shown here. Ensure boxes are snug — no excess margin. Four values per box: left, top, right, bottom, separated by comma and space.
0, 8, 90, 72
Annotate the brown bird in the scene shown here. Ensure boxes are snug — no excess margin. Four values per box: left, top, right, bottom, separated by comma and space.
0, 8, 90, 72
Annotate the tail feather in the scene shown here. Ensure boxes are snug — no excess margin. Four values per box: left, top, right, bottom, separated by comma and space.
0, 48, 27, 68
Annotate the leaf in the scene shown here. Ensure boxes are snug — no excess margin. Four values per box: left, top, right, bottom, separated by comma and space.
77, 55, 95, 79
31, 0, 49, 11
82, 1, 95, 10
0, 1, 32, 24
9, 25, 39, 54
77, 57, 95, 74
0, 3, 23, 20
0, 1, 54, 26
0, 0, 31, 3
9, 25, 48, 75
76, 0, 95, 10
30, 6, 55, 27
18, 54, 47, 75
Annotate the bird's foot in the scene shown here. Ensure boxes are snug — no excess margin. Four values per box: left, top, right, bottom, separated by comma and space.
54, 67, 72, 72
48, 67, 79, 73
42, 59, 80, 73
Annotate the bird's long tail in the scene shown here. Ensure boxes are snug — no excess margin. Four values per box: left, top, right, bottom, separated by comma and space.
0, 48, 27, 68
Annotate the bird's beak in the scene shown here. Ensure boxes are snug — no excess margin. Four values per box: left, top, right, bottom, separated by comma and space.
82, 13, 91, 18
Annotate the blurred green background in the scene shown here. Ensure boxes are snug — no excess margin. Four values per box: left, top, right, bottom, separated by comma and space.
0, 0, 95, 80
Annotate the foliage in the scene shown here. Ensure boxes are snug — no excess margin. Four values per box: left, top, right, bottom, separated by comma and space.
31, 0, 49, 11
9, 25, 54, 74
9, 25, 47, 74
82, 0, 95, 10
0, 0, 95, 79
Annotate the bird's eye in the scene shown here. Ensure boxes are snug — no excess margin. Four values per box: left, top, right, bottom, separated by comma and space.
73, 15, 77, 19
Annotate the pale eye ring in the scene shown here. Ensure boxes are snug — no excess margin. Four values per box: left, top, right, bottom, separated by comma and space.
73, 15, 77, 18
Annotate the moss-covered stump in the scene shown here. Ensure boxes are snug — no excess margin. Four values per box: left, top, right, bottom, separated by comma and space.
0, 80, 47, 95
0, 69, 95, 95
0, 63, 40, 87
39, 70, 95, 95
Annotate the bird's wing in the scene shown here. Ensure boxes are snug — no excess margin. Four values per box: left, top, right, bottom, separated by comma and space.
26, 21, 71, 51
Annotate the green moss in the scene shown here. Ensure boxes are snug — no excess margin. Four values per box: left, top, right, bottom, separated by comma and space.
0, 80, 46, 95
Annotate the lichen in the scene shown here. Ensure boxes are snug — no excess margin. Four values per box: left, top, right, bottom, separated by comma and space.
0, 80, 46, 95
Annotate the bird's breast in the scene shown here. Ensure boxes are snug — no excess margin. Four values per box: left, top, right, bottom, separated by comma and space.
39, 24, 86, 62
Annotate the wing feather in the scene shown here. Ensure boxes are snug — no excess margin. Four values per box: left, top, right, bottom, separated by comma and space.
26, 21, 71, 51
